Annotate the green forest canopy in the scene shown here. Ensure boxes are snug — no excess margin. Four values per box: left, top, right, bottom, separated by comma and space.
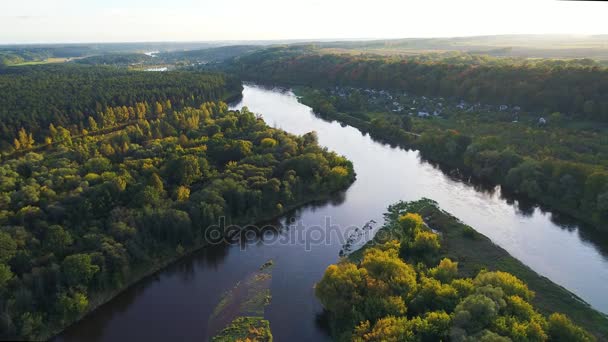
316, 200, 597, 341
0, 64, 242, 152
0, 101, 354, 340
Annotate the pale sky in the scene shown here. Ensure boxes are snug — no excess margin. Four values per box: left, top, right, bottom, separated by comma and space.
1, 0, 607, 44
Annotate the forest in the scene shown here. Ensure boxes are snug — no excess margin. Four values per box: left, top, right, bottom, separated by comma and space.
224, 46, 608, 122
316, 199, 601, 341
0, 97, 355, 340
0, 64, 242, 153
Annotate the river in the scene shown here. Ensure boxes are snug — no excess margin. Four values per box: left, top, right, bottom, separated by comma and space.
58, 84, 608, 341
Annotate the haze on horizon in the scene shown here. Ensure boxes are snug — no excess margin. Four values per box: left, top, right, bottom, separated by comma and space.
1, 0, 607, 44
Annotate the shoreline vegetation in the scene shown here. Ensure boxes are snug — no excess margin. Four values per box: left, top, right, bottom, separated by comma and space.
316, 199, 607, 341
51, 191, 345, 341
288, 86, 607, 231
0, 77, 356, 340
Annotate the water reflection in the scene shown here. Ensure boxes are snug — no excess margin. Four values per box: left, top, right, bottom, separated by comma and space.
302, 97, 608, 260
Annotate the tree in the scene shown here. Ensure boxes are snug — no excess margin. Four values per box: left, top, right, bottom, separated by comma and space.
166, 155, 203, 186
452, 294, 498, 333
474, 271, 534, 301
0, 232, 17, 263
411, 231, 441, 256
88, 117, 98, 131
315, 262, 367, 314
154, 101, 164, 116
361, 244, 418, 295
548, 313, 594, 342
149, 173, 165, 192
45, 225, 73, 254
430, 258, 458, 283
61, 254, 100, 287
17, 128, 35, 149
56, 291, 89, 323
175, 186, 190, 201
398, 213, 424, 235
260, 137, 278, 148
0, 263, 13, 290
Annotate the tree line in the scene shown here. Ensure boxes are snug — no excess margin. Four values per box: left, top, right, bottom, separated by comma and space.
224, 46, 608, 122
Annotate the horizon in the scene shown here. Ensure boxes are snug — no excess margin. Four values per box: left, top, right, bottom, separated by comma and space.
2, 0, 607, 44
1, 33, 608, 47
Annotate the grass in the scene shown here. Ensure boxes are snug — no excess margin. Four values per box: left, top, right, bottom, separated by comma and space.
211, 316, 273, 342
11, 57, 70, 66
350, 199, 608, 341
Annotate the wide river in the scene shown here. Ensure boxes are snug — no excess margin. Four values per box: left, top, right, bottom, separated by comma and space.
59, 84, 608, 341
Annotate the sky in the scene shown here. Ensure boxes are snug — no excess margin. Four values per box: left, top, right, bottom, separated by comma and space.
1, 0, 607, 44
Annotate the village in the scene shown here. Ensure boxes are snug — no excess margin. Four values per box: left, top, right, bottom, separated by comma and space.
326, 86, 550, 125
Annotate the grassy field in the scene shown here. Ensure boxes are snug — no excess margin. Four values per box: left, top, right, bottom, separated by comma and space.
350, 199, 608, 341
11, 57, 71, 66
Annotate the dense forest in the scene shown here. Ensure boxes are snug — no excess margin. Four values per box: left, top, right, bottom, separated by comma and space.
70, 46, 262, 70
0, 99, 355, 340
0, 64, 242, 153
224, 46, 608, 122
73, 53, 154, 67
0, 43, 224, 66
156, 45, 261, 65
316, 199, 599, 341
293, 86, 608, 229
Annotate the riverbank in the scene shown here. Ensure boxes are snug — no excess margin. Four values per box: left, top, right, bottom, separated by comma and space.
291, 86, 606, 232
50, 182, 354, 341
347, 199, 608, 341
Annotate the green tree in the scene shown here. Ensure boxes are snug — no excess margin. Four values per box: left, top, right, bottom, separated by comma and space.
548, 313, 594, 342
56, 291, 89, 323
0, 232, 17, 263
61, 254, 100, 287
430, 258, 458, 283
166, 155, 203, 186
45, 225, 73, 254
0, 263, 13, 290
315, 262, 367, 314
